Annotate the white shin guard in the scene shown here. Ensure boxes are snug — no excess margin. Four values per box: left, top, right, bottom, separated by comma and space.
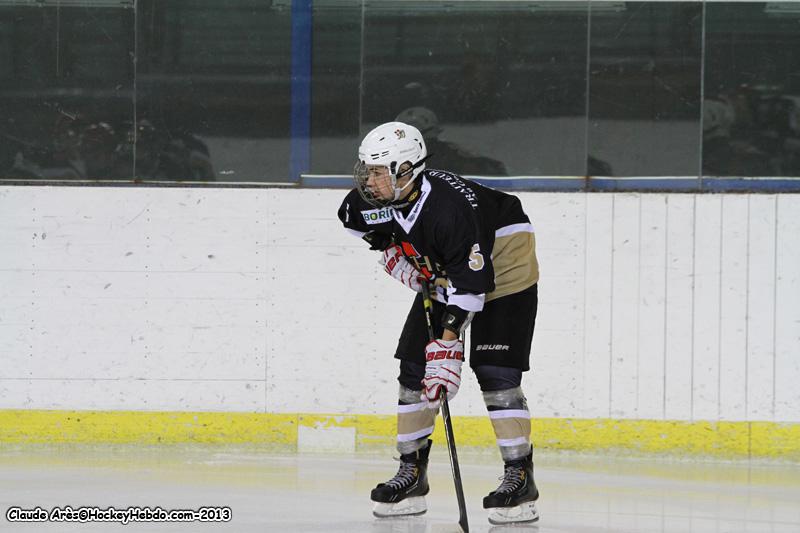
372, 496, 427, 518
487, 500, 539, 525
397, 385, 435, 455
483, 386, 532, 461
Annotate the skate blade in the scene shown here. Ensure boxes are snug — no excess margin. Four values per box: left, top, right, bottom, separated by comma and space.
372, 496, 427, 518
487, 500, 539, 525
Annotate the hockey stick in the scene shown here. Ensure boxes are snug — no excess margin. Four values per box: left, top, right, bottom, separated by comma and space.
420, 282, 470, 533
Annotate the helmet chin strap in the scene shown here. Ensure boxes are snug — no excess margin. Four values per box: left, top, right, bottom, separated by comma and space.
392, 175, 416, 202
390, 153, 433, 204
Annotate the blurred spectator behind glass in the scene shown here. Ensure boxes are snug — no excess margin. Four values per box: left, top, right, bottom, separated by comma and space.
121, 119, 215, 182
80, 122, 126, 180
702, 92, 772, 177
9, 112, 87, 180
749, 91, 800, 175
395, 106, 508, 176
4, 112, 214, 182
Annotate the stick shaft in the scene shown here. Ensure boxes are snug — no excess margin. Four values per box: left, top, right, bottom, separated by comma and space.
440, 391, 469, 532
420, 283, 469, 532
421, 283, 436, 340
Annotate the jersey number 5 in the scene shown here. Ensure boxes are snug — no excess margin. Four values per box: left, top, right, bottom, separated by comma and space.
468, 243, 484, 271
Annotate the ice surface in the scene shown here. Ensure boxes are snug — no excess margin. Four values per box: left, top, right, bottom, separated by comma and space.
1, 445, 798, 533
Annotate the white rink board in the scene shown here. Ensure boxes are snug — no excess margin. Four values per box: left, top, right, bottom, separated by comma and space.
1, 185, 799, 422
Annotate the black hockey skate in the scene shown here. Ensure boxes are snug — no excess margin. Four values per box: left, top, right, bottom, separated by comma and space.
371, 439, 432, 518
483, 448, 540, 524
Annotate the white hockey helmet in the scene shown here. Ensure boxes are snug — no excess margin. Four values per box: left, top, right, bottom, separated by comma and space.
354, 121, 427, 207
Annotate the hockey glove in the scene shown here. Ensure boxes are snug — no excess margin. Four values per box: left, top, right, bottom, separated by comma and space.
380, 245, 423, 293
362, 231, 393, 251
422, 339, 464, 403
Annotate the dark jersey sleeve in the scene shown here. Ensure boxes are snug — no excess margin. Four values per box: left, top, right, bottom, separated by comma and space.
337, 189, 394, 250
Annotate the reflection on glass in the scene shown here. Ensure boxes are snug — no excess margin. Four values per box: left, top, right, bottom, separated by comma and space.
588, 1, 702, 177
136, 0, 292, 182
395, 106, 507, 175
309, 0, 362, 176
0, 4, 135, 180
3, 1, 798, 184
360, 1, 588, 177
703, 2, 800, 177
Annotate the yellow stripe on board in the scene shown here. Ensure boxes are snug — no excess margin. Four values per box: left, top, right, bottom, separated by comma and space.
0, 410, 297, 445
1, 410, 798, 460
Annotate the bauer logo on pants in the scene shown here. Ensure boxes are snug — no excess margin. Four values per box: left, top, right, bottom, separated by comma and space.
475, 344, 510, 351
361, 207, 393, 225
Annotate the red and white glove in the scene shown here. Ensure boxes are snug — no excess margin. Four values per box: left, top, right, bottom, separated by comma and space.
380, 245, 423, 292
421, 339, 464, 403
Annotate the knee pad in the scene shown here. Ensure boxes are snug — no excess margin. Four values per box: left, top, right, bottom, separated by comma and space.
399, 384, 422, 404
483, 385, 528, 411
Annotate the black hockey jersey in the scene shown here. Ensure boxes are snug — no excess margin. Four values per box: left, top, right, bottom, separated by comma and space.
337, 169, 539, 315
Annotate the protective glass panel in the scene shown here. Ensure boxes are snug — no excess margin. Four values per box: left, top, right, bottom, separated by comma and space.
703, 2, 800, 177
135, 0, 292, 182
360, 1, 589, 177
587, 1, 703, 177
0, 3, 135, 180
309, 0, 362, 176
4, 1, 799, 186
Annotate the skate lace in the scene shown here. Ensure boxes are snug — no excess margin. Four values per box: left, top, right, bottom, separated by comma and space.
386, 460, 418, 490
496, 465, 525, 494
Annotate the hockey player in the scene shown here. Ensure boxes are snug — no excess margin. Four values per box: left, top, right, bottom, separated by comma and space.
337, 122, 540, 525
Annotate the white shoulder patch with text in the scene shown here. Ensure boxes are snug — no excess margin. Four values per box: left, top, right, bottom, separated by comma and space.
361, 207, 393, 225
